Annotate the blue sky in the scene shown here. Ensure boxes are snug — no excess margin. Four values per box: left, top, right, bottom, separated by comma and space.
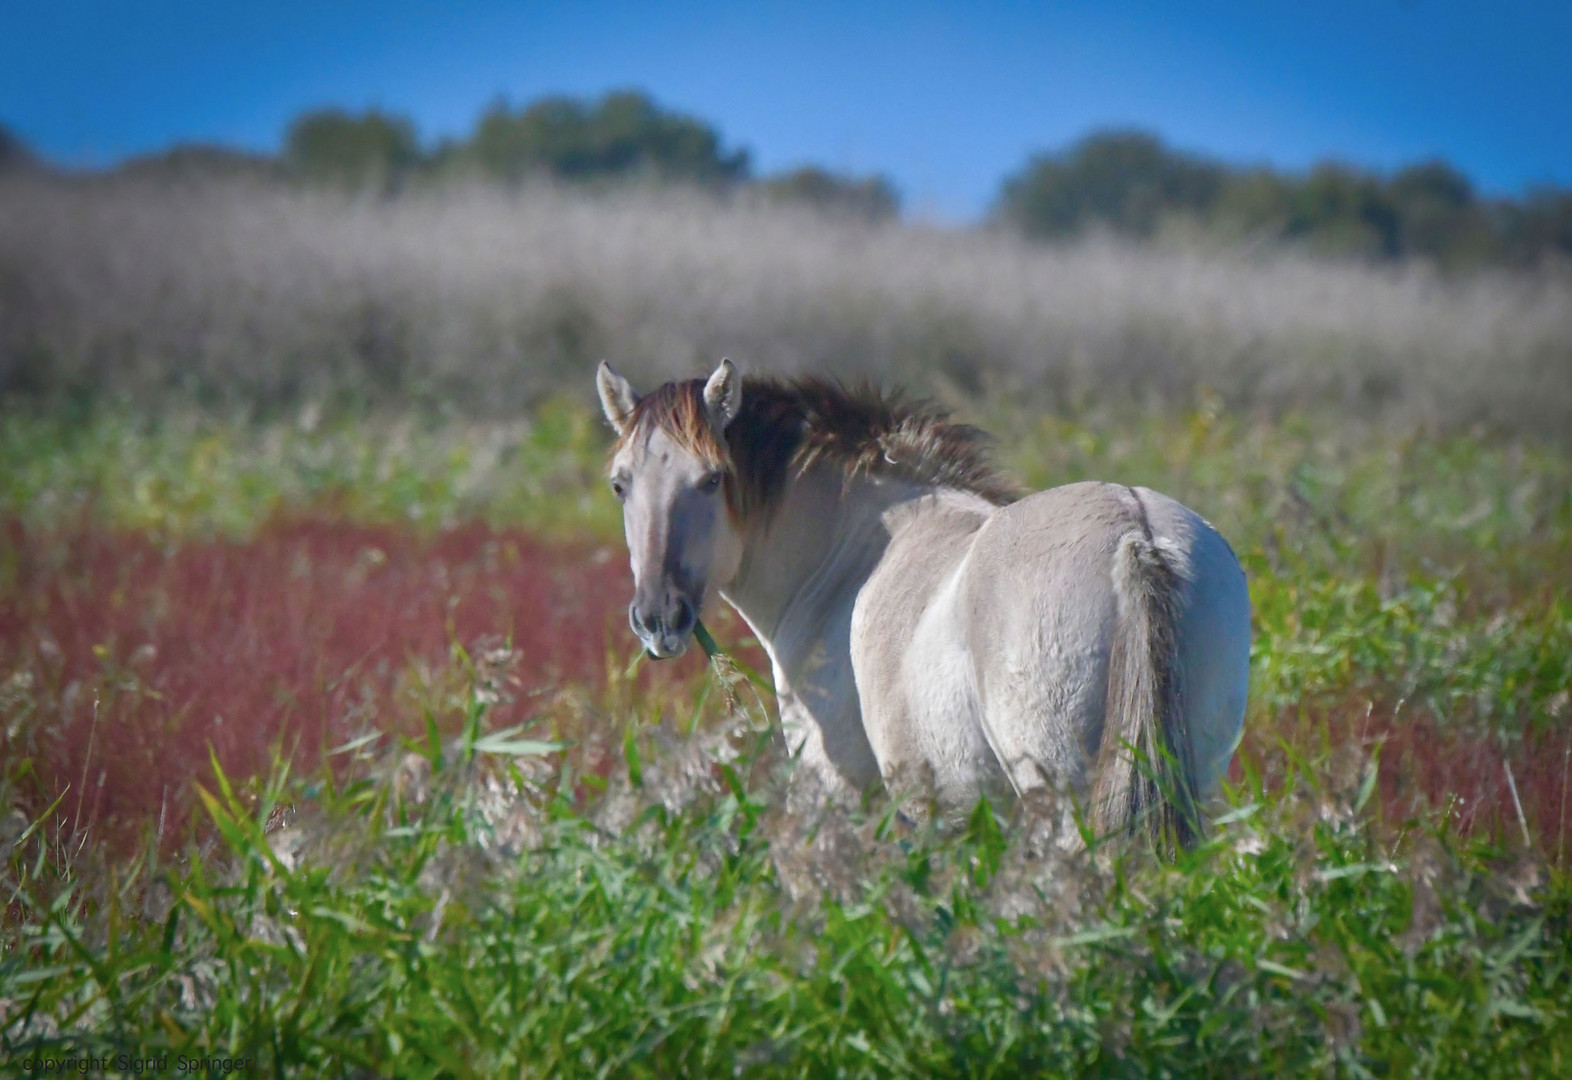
4, 1, 1569, 220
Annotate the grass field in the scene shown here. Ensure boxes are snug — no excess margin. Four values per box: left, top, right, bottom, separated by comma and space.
2, 390, 1569, 1075
2, 172, 1570, 1075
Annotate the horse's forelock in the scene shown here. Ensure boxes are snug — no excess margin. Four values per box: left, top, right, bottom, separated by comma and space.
619, 380, 731, 466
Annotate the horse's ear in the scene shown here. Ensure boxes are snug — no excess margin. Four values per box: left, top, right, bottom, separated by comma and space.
702, 358, 741, 432
596, 360, 640, 435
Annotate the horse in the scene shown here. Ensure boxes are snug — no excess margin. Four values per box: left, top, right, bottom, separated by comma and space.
596, 358, 1250, 846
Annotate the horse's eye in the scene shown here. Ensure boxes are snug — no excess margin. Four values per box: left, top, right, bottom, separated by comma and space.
699, 472, 724, 494
610, 478, 628, 501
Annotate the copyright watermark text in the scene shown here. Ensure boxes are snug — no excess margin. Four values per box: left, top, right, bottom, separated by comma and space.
14, 1053, 253, 1074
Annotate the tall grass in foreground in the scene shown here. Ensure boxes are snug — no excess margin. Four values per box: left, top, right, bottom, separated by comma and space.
3, 175, 1570, 431
2, 652, 1568, 1076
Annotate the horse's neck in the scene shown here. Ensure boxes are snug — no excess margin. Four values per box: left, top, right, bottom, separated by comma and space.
721, 467, 909, 654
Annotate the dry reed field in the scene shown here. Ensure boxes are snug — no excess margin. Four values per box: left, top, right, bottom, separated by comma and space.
3, 174, 1570, 430
2, 177, 1571, 1075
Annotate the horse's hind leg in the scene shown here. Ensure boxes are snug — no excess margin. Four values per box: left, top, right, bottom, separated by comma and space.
968, 591, 1117, 801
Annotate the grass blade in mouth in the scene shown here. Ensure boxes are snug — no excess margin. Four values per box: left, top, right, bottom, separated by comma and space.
694, 619, 773, 694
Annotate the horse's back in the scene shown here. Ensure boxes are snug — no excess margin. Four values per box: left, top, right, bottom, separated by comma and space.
959, 481, 1250, 795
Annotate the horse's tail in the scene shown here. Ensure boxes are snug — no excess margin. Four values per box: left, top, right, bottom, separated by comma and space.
1092, 526, 1201, 854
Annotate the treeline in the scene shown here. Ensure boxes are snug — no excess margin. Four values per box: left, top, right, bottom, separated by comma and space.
995, 131, 1572, 272
0, 91, 901, 223
4, 94, 1571, 268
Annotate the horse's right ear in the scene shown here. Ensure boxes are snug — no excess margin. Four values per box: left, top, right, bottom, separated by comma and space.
596, 361, 640, 435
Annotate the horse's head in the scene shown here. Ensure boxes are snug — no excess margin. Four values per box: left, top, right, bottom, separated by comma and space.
597, 359, 746, 659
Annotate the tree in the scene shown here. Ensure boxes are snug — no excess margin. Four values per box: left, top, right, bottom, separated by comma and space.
991, 129, 1571, 271
1387, 161, 1495, 268
284, 109, 421, 192
1281, 163, 1401, 259
1209, 168, 1297, 241
1214, 159, 1496, 267
994, 130, 1225, 240
758, 167, 900, 222
117, 144, 282, 184
1498, 189, 1572, 268
463, 90, 749, 187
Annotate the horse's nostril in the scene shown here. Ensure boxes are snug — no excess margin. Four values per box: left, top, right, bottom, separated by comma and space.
670, 597, 695, 634
629, 603, 654, 636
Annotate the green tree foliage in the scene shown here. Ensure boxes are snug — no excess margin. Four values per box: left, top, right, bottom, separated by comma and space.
117, 144, 283, 184
757, 166, 900, 222
284, 108, 421, 192
1286, 163, 1400, 259
996, 130, 1225, 240
998, 130, 1572, 269
1386, 161, 1492, 266
460, 90, 749, 187
1498, 189, 1572, 269
1215, 160, 1491, 266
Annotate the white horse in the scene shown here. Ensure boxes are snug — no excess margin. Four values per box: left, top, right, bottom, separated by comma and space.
597, 359, 1250, 845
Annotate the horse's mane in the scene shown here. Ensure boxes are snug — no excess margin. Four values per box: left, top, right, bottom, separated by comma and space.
621, 375, 1021, 520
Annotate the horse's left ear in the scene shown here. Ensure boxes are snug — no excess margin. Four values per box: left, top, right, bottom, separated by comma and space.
703, 358, 742, 431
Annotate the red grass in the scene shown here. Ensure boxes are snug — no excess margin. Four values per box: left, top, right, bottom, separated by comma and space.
1235, 699, 1572, 859
0, 517, 719, 852
4, 517, 1566, 862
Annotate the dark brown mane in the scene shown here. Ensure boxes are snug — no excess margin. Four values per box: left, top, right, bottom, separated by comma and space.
621, 375, 1020, 520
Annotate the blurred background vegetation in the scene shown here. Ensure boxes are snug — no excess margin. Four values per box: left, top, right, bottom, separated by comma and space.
995, 129, 1572, 272
7, 91, 1569, 267
1, 90, 1568, 432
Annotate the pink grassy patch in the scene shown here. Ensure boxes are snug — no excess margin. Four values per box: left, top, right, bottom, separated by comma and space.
1235, 701, 1572, 859
0, 518, 724, 851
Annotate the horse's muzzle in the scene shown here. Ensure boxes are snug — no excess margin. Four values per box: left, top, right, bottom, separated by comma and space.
630, 595, 696, 660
